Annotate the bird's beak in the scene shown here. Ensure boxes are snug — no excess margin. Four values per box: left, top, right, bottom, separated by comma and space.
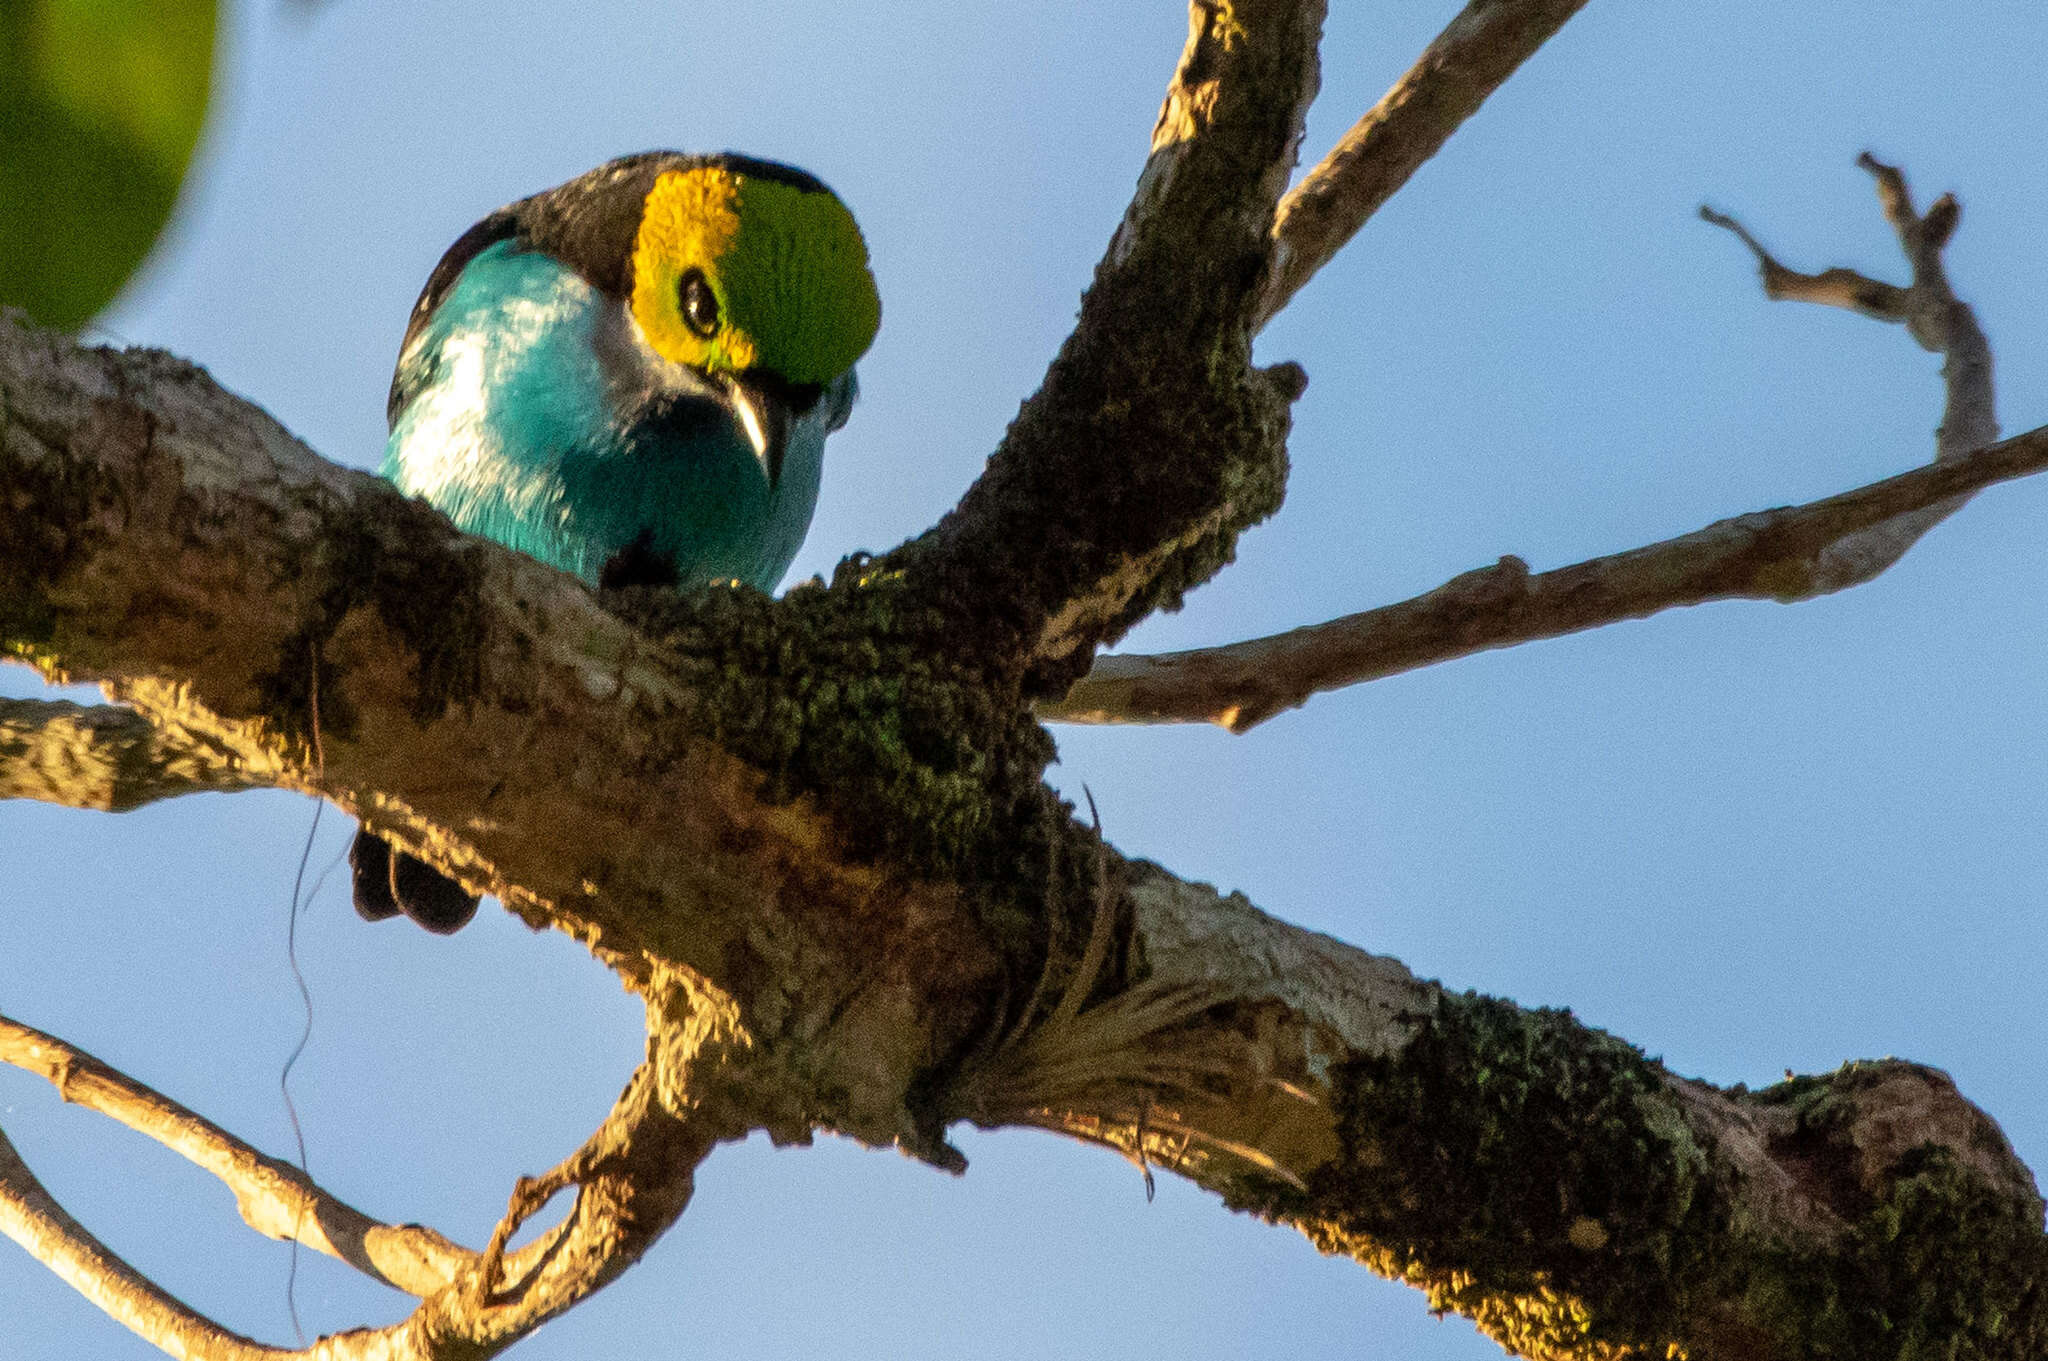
723, 373, 793, 490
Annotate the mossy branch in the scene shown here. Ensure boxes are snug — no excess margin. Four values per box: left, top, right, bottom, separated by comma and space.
2, 7, 2043, 1359
901, 0, 1326, 690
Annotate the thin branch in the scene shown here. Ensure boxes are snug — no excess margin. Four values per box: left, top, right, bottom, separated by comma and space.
1045, 156, 2010, 730
467, 1072, 662, 1306
0, 698, 270, 811
1, 1005, 725, 1360
0, 1013, 469, 1296
0, 1116, 456, 1361
1702, 153, 1995, 585
1255, 0, 1591, 330
437, 1056, 725, 1354
0, 1125, 296, 1361
1040, 419, 2048, 732
1038, 420, 2048, 729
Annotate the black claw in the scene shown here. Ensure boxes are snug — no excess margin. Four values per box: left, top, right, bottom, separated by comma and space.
599, 527, 681, 590
350, 828, 480, 933
392, 851, 481, 933
349, 829, 403, 922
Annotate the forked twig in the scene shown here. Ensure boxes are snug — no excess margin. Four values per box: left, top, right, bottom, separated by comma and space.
1043, 155, 2012, 731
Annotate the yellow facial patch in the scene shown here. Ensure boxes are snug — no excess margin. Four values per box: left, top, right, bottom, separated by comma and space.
630, 166, 881, 386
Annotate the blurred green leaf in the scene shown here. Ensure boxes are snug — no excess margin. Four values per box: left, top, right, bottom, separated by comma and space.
0, 0, 217, 329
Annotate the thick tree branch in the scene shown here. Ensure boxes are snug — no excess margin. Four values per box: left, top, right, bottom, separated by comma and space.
0, 698, 268, 810
1044, 156, 2011, 731
945, 860, 2048, 1359
1256, 0, 1592, 329
3, 306, 2044, 1354
4, 0, 2043, 1327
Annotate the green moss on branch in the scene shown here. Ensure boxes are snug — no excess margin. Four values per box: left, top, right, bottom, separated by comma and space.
1280, 995, 1721, 1357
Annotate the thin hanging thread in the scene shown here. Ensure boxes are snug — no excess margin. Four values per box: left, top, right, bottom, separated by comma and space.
279, 641, 327, 1346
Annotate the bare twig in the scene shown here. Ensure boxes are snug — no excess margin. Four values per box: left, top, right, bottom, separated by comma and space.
0, 1013, 470, 1296
442, 1060, 723, 1351
1702, 153, 1995, 585
1694, 205, 1909, 320
0, 1125, 292, 1361
465, 1082, 654, 1306
1045, 156, 2010, 730
1039, 420, 2047, 729
0, 698, 269, 811
0, 1008, 724, 1359
1255, 0, 1591, 329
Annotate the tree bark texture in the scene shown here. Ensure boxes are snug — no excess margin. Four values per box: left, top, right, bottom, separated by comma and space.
4, 3, 2045, 1359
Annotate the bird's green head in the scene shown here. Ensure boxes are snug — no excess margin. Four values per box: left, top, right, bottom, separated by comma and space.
628, 163, 880, 387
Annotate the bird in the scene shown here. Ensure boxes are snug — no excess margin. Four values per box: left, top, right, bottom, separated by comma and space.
349, 150, 882, 933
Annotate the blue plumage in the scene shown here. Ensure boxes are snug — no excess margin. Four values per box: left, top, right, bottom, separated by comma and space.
353, 151, 878, 933
384, 238, 851, 591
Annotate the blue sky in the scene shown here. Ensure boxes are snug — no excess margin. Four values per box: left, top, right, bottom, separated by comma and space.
5, 2, 2047, 1357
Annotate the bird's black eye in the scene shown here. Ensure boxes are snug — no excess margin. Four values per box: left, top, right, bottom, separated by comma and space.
678, 268, 720, 338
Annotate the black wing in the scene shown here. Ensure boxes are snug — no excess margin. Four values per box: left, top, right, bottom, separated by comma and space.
386, 207, 521, 425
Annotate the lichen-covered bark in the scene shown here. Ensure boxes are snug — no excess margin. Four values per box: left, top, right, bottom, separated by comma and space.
4, 3, 2046, 1355
0, 312, 1009, 1155
950, 866, 2048, 1360
8, 0, 1340, 1164
1275, 1005, 2048, 1359
4, 308, 2045, 1355
896, 0, 1322, 693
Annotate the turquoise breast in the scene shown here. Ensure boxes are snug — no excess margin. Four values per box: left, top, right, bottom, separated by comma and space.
382, 239, 839, 591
